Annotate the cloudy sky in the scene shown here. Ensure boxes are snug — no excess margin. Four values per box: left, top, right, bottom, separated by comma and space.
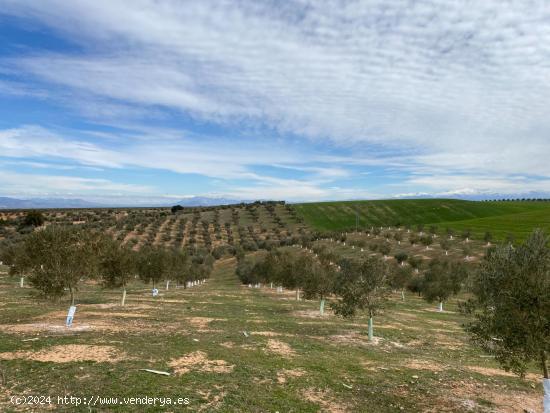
0, 0, 549, 204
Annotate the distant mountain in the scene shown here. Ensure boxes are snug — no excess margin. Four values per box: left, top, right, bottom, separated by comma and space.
0, 197, 103, 209
0, 196, 249, 209
173, 196, 244, 207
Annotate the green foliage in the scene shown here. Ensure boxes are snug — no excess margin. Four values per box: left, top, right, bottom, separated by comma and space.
393, 232, 403, 243
99, 238, 136, 288
301, 259, 335, 300
409, 233, 419, 246
137, 246, 170, 288
332, 257, 390, 318
389, 264, 413, 291
393, 251, 408, 265
420, 235, 433, 248
22, 210, 45, 227
463, 229, 550, 378
12, 226, 101, 303
439, 238, 451, 252
0, 239, 19, 266
378, 241, 391, 256
420, 259, 467, 304
408, 256, 423, 271
171, 205, 184, 214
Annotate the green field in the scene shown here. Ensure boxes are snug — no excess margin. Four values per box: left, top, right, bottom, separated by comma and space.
0, 258, 542, 412
294, 199, 550, 240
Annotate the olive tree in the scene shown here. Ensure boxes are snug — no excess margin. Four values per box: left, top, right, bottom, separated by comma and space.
12, 226, 101, 304
462, 230, 550, 408
420, 259, 467, 312
332, 257, 390, 341
22, 210, 45, 227
394, 251, 408, 266
137, 246, 168, 289
378, 241, 391, 259
408, 255, 423, 273
166, 249, 189, 290
393, 231, 403, 245
439, 238, 451, 256
446, 227, 454, 240
390, 264, 413, 300
302, 259, 335, 315
420, 235, 433, 250
99, 238, 136, 306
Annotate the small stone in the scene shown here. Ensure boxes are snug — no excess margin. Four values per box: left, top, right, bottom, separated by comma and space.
412, 375, 419, 379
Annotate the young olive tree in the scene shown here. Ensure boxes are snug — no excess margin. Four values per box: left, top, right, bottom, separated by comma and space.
12, 226, 101, 305
166, 249, 189, 290
462, 230, 550, 408
22, 210, 45, 228
378, 241, 391, 259
420, 259, 467, 312
420, 235, 433, 250
332, 257, 390, 341
137, 246, 168, 290
394, 251, 408, 266
446, 227, 455, 240
439, 238, 451, 256
408, 255, 423, 273
393, 231, 403, 245
390, 263, 413, 300
302, 259, 336, 315
99, 238, 136, 306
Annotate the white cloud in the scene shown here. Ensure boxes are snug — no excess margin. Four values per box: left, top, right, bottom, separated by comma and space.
0, 169, 152, 196
1, 1, 550, 198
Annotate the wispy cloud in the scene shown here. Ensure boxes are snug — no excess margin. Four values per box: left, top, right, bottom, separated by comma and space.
0, 1, 549, 200
0, 169, 152, 196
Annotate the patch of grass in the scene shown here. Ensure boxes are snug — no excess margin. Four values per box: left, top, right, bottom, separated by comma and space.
293, 199, 550, 239
0, 259, 542, 412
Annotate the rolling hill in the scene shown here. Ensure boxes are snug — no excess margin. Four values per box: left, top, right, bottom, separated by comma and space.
293, 199, 550, 240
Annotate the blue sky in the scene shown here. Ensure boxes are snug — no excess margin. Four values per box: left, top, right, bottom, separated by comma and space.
1, 1, 549, 204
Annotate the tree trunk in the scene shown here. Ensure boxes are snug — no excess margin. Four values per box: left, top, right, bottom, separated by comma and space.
438, 301, 443, 312
20, 276, 24, 288
401, 289, 405, 301
368, 317, 374, 341
121, 288, 127, 306
166, 279, 170, 290
542, 350, 549, 379
69, 286, 75, 306
296, 289, 300, 301
319, 298, 325, 315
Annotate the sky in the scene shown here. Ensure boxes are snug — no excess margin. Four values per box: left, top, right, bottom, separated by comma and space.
0, 0, 549, 205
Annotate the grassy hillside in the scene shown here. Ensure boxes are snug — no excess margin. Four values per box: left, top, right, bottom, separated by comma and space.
432, 208, 550, 242
293, 199, 550, 240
